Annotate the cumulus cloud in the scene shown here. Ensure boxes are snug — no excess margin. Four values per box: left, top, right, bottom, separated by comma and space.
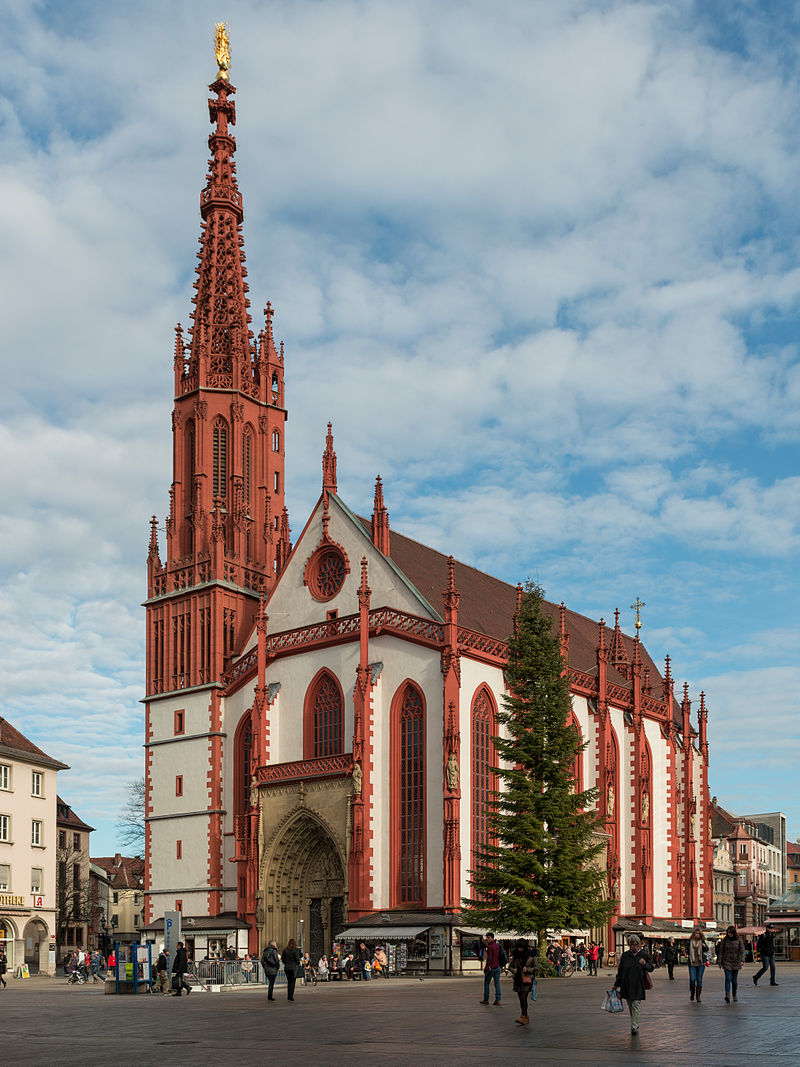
0, 0, 799, 846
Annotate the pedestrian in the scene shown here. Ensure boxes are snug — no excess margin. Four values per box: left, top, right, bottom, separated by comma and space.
752, 924, 778, 987
662, 937, 678, 981
241, 954, 254, 983
479, 932, 505, 1006
317, 955, 330, 981
171, 940, 191, 996
687, 928, 708, 1003
509, 938, 537, 1026
576, 943, 586, 971
598, 941, 605, 970
587, 942, 599, 976
716, 925, 745, 1003
0, 949, 6, 988
373, 946, 388, 978
281, 938, 302, 1001
156, 948, 170, 994
358, 942, 371, 981
261, 940, 280, 1000
612, 934, 654, 1036
90, 950, 102, 983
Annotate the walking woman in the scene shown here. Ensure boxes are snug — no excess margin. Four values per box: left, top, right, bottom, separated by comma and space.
716, 925, 745, 1003
687, 928, 708, 1003
281, 938, 302, 1002
509, 938, 537, 1026
261, 940, 280, 1001
613, 934, 654, 1036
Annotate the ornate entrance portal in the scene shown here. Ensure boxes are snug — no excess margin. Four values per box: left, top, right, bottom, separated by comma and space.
260, 810, 346, 959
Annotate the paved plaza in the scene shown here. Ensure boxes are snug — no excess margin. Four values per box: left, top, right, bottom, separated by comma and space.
3, 962, 799, 1065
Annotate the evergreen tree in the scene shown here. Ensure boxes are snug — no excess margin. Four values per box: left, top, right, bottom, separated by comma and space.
462, 581, 614, 956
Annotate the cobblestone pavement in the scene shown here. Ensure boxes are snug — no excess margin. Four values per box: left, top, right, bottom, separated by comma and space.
4, 962, 799, 1065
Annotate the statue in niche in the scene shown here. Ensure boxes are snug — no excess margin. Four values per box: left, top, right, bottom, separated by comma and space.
249, 775, 258, 809
641, 792, 650, 825
607, 785, 615, 817
446, 752, 460, 791
690, 814, 696, 839
352, 761, 363, 796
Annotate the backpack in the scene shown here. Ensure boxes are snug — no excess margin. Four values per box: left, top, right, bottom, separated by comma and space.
498, 946, 508, 968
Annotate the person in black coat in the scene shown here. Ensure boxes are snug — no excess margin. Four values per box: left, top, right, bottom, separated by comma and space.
261, 940, 280, 1001
662, 938, 678, 981
281, 939, 302, 1001
613, 935, 654, 1035
171, 941, 191, 996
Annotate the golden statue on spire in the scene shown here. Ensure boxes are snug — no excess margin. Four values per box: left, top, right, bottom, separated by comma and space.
214, 22, 231, 80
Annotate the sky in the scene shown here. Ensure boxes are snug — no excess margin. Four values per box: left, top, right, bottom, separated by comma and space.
1, 0, 799, 855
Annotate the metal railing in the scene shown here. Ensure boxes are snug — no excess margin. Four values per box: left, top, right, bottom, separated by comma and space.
189, 960, 287, 987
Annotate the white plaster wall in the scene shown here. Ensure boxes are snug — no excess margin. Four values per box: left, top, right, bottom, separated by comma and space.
607, 709, 630, 916
457, 658, 506, 903
148, 687, 218, 920
367, 635, 443, 909
644, 719, 669, 916
240, 496, 439, 655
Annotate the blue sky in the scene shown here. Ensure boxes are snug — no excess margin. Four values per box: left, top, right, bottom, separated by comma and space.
1, 0, 799, 854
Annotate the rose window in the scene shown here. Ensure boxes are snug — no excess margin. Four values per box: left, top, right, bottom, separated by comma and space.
309, 548, 346, 600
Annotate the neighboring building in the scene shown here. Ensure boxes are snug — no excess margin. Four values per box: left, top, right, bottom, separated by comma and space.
712, 838, 735, 928
711, 802, 784, 929
55, 797, 94, 959
744, 812, 786, 900
143, 50, 716, 966
787, 840, 800, 886
89, 861, 112, 955
92, 855, 145, 942
0, 717, 68, 973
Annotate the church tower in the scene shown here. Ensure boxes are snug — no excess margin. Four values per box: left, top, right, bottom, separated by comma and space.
146, 45, 288, 698
144, 29, 287, 922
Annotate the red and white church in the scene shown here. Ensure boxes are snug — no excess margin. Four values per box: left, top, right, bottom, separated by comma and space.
143, 59, 715, 966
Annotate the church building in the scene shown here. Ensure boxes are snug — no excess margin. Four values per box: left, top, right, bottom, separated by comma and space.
143, 46, 714, 966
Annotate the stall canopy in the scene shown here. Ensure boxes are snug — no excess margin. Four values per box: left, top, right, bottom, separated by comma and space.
335, 926, 427, 940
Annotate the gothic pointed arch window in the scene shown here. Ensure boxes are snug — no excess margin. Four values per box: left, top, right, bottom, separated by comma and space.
391, 682, 426, 907
303, 670, 344, 759
569, 715, 584, 795
272, 428, 280, 453
212, 418, 228, 500
242, 426, 253, 512
233, 714, 252, 818
183, 419, 195, 556
471, 686, 497, 883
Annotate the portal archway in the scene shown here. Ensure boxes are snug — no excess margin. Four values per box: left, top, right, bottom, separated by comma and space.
261, 811, 346, 962
23, 918, 48, 974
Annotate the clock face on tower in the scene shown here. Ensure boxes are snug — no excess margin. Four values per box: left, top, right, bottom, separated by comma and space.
307, 547, 347, 601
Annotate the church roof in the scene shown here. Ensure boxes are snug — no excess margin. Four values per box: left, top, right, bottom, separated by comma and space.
374, 520, 674, 714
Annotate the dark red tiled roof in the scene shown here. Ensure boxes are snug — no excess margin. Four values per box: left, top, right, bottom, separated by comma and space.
0, 717, 69, 770
369, 521, 679, 722
92, 855, 145, 890
56, 796, 95, 833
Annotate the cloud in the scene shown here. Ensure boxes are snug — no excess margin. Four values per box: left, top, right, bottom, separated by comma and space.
0, 0, 798, 850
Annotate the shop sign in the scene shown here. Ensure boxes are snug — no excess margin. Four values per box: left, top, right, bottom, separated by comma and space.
0, 894, 25, 908
32, 895, 44, 908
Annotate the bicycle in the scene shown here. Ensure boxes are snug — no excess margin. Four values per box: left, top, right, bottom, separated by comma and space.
558, 959, 574, 977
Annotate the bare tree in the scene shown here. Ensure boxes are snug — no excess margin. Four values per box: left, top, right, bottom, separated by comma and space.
116, 777, 146, 854
56, 845, 94, 960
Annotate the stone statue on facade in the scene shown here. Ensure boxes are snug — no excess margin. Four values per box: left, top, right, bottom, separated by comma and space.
446, 752, 460, 791
352, 761, 362, 796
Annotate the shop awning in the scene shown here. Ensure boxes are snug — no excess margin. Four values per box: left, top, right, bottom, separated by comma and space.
335, 926, 428, 940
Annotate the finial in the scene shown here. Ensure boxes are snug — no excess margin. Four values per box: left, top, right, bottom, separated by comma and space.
148, 516, 159, 560
631, 596, 645, 632
322, 422, 337, 494
515, 582, 523, 615
448, 556, 456, 594
371, 476, 390, 554
598, 617, 606, 649
264, 301, 274, 341
559, 602, 566, 636
664, 654, 671, 679
699, 691, 707, 716
214, 22, 231, 80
